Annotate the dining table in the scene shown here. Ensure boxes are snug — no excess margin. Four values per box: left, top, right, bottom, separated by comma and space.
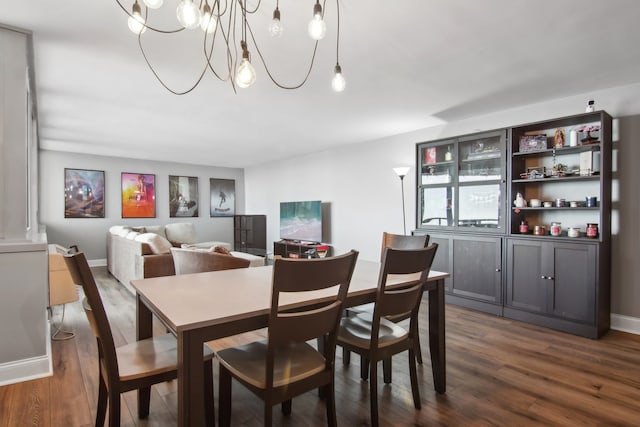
131, 258, 449, 427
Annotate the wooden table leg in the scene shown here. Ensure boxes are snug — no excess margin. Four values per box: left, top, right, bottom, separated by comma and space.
178, 329, 206, 427
428, 278, 446, 393
136, 294, 153, 416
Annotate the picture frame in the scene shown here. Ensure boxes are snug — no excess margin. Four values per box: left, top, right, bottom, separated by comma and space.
64, 168, 105, 218
121, 172, 156, 218
210, 178, 235, 217
169, 175, 199, 218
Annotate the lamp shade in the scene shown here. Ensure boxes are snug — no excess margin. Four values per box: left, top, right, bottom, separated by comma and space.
393, 167, 410, 178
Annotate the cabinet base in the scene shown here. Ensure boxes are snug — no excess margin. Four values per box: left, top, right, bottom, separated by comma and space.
503, 306, 606, 339
446, 294, 503, 316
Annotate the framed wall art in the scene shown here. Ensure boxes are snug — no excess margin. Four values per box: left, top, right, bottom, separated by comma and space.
169, 175, 199, 217
64, 168, 105, 218
210, 178, 235, 217
121, 172, 156, 218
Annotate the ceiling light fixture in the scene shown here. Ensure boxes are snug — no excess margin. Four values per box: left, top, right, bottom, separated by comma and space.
115, 0, 345, 94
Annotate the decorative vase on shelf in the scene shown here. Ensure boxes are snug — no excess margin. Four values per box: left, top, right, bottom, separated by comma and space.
513, 192, 527, 208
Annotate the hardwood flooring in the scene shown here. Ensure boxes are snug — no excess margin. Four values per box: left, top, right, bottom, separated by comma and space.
2, 266, 640, 426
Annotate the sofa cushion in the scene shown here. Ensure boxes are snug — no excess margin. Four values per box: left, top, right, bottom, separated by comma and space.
135, 233, 173, 254
143, 225, 167, 239
126, 231, 140, 240
115, 226, 132, 237
165, 223, 197, 245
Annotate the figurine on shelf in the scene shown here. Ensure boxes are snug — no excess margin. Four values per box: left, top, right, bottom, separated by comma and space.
577, 124, 600, 145
552, 162, 568, 177
513, 192, 527, 208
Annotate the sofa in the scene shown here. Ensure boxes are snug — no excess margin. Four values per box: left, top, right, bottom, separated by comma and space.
107, 223, 264, 293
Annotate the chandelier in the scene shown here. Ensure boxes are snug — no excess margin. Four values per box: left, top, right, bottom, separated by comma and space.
116, 0, 345, 93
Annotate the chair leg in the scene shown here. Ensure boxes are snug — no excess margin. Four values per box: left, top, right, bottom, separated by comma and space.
281, 399, 292, 415
416, 333, 423, 365
383, 357, 392, 384
342, 347, 351, 365
108, 390, 121, 427
408, 348, 421, 409
360, 356, 369, 380
369, 361, 379, 427
137, 386, 151, 419
204, 360, 215, 427
325, 381, 337, 427
218, 367, 232, 427
96, 374, 108, 427
264, 403, 273, 427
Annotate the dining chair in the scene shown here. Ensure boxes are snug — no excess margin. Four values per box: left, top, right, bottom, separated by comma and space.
215, 250, 359, 427
64, 251, 215, 427
336, 244, 438, 427
170, 246, 250, 274
344, 232, 430, 380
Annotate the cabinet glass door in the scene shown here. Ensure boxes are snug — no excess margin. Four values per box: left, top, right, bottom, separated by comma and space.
458, 134, 503, 183
420, 186, 454, 227
458, 184, 501, 228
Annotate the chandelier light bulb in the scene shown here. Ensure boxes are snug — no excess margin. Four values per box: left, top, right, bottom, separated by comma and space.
200, 4, 217, 33
308, 2, 326, 40
128, 2, 147, 34
332, 64, 346, 92
176, 0, 201, 29
269, 8, 283, 37
142, 0, 163, 9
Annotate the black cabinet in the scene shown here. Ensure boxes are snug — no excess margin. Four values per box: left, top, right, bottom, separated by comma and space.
505, 238, 603, 337
415, 231, 503, 315
234, 215, 266, 256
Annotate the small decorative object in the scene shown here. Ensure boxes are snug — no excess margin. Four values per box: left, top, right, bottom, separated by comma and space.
550, 222, 562, 237
533, 225, 546, 236
425, 147, 437, 164
555, 198, 566, 208
64, 168, 105, 218
586, 196, 598, 207
444, 146, 452, 161
529, 198, 541, 207
210, 178, 236, 217
577, 124, 600, 145
543, 201, 553, 207
121, 172, 155, 218
519, 220, 529, 234
569, 129, 578, 147
586, 223, 599, 238
553, 128, 566, 148
513, 192, 527, 208
525, 166, 546, 179
568, 227, 581, 238
519, 134, 548, 152
552, 162, 568, 177
586, 99, 595, 112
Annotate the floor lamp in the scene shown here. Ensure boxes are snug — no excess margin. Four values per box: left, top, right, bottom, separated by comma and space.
393, 167, 411, 235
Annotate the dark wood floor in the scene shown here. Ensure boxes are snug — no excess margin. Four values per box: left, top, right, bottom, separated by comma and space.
2, 266, 640, 426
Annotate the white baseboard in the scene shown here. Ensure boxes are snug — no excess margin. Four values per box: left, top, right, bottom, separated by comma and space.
0, 321, 52, 386
89, 258, 107, 267
610, 313, 640, 335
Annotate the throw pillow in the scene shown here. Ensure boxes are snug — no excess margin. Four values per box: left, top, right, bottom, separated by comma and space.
135, 233, 173, 254
165, 222, 197, 245
144, 225, 167, 239
211, 246, 232, 256
126, 231, 140, 240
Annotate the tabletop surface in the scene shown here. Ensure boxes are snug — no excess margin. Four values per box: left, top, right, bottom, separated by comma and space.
131, 259, 448, 333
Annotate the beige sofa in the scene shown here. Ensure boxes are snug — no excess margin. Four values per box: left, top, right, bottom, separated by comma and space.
107, 223, 230, 293
107, 223, 264, 293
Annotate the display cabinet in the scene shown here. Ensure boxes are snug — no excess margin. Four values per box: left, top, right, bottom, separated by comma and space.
417, 129, 507, 232
234, 215, 267, 256
505, 111, 612, 338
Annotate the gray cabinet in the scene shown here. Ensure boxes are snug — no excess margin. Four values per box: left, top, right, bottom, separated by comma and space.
505, 238, 601, 337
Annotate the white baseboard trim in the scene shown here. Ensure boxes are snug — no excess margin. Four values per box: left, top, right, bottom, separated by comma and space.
89, 258, 107, 267
610, 313, 640, 335
0, 321, 53, 386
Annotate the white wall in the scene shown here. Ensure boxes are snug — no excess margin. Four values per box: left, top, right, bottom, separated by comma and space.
39, 151, 244, 261
246, 82, 640, 319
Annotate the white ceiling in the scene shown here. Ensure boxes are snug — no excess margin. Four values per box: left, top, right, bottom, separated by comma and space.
2, 0, 640, 168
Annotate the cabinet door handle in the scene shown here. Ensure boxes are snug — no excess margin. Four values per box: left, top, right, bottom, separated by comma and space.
495, 268, 501, 272
540, 275, 547, 279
